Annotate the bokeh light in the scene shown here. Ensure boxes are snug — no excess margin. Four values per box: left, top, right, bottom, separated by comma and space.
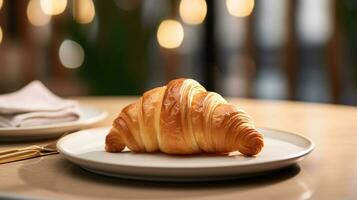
157, 19, 184, 49
179, 0, 207, 25
59, 40, 85, 69
0, 0, 3, 10
40, 0, 67, 16
0, 26, 3, 45
226, 0, 254, 17
27, 0, 51, 26
73, 0, 95, 24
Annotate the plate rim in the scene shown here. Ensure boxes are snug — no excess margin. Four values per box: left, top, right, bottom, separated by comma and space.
57, 126, 314, 169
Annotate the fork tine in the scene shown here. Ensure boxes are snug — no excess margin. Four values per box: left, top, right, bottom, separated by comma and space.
43, 131, 74, 151
0, 130, 76, 165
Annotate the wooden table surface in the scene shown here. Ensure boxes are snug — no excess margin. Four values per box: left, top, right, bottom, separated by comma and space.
1, 97, 357, 200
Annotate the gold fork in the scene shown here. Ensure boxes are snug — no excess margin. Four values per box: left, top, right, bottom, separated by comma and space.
0, 132, 71, 165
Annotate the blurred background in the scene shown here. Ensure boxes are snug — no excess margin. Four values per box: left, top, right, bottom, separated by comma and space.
0, 0, 356, 105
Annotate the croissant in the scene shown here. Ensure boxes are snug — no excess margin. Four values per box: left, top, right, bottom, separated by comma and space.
105, 78, 264, 156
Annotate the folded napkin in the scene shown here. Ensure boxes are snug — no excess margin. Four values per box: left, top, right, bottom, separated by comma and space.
0, 81, 80, 127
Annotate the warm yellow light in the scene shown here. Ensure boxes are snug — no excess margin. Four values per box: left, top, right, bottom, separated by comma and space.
40, 0, 67, 15
179, 0, 207, 25
226, 0, 254, 17
157, 20, 184, 49
0, 26, 3, 45
27, 0, 51, 26
73, 0, 95, 24
0, 0, 3, 10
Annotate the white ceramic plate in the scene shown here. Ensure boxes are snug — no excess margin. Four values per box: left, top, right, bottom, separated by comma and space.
57, 127, 314, 181
0, 106, 107, 141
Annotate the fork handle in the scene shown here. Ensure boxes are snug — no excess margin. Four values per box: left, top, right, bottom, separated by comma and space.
0, 150, 40, 164
0, 145, 39, 156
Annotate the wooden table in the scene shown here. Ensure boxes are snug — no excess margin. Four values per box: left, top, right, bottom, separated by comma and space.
1, 97, 357, 200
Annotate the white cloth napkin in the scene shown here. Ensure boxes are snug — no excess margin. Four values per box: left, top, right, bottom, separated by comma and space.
0, 81, 80, 127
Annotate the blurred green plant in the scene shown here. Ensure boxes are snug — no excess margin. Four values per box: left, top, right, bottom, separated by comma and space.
342, 0, 357, 85
67, 1, 150, 95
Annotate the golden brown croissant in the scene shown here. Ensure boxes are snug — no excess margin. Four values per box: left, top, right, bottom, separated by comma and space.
105, 78, 264, 156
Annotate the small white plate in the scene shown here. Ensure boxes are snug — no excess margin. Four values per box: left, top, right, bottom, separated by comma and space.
57, 127, 314, 181
0, 106, 107, 141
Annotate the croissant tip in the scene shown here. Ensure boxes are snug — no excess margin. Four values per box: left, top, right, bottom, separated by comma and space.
105, 144, 125, 153
105, 130, 126, 153
239, 136, 264, 156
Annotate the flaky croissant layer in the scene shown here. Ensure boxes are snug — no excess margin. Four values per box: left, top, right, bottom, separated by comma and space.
106, 78, 264, 156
